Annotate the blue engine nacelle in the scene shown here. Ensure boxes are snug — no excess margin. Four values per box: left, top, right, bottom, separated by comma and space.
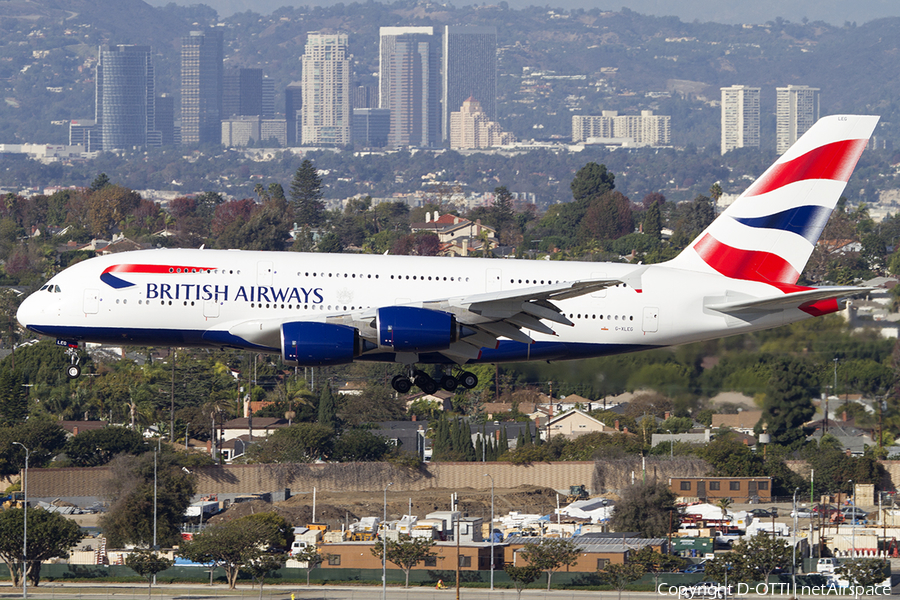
281, 322, 367, 366
377, 306, 459, 353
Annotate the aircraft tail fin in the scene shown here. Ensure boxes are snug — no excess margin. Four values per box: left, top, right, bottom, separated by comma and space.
667, 115, 879, 289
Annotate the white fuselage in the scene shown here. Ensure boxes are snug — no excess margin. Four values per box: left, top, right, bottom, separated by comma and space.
17, 248, 812, 365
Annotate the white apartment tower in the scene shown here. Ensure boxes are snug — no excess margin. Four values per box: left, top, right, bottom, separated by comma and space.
720, 85, 760, 154
301, 32, 351, 146
776, 85, 820, 154
572, 111, 670, 146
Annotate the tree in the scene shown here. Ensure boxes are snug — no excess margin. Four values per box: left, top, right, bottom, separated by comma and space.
243, 553, 285, 600
571, 162, 615, 202
504, 564, 542, 600
597, 562, 646, 600
757, 357, 817, 448
730, 533, 791, 582
836, 558, 889, 590
371, 535, 437, 587
290, 159, 324, 227
292, 545, 325, 586
492, 186, 516, 245
629, 546, 684, 589
126, 549, 174, 599
609, 482, 681, 538
643, 200, 662, 240
0, 370, 27, 425
90, 172, 111, 192
64, 427, 146, 467
178, 513, 291, 589
317, 384, 337, 428
248, 422, 335, 463
518, 538, 580, 590
100, 448, 196, 548
0, 507, 82, 587
0, 420, 67, 479
333, 429, 391, 461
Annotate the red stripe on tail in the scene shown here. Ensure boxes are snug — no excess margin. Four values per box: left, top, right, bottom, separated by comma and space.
693, 233, 800, 285
744, 138, 869, 197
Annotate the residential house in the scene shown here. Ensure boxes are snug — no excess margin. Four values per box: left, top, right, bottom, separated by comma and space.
669, 476, 773, 502
545, 409, 614, 439
710, 410, 762, 435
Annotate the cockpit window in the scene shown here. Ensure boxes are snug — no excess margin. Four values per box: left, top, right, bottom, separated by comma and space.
54, 285, 61, 293
40, 285, 48, 291
42, 284, 61, 293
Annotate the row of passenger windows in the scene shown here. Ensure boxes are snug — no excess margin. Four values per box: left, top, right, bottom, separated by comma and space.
569, 313, 634, 321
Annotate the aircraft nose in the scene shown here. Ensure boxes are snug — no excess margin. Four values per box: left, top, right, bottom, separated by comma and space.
16, 292, 40, 328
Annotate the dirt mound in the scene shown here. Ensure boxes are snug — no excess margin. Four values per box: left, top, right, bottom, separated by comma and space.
209, 485, 564, 530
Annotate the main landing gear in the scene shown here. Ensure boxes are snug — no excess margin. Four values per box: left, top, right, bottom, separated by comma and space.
391, 368, 478, 395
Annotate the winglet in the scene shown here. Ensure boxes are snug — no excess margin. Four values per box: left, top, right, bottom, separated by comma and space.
620, 265, 648, 293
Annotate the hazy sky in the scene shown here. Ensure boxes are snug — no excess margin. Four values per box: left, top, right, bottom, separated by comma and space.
148, 0, 899, 25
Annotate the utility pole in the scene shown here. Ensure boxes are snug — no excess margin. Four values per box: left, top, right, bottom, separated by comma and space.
170, 348, 175, 443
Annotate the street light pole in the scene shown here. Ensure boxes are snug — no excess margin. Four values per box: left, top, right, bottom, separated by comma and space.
484, 473, 494, 591
382, 482, 393, 600
12, 442, 28, 599
792, 487, 799, 596
667, 429, 673, 457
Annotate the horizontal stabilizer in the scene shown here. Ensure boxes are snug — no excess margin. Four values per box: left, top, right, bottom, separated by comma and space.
706, 286, 872, 314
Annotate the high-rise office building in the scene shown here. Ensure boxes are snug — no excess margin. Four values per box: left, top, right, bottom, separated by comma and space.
181, 29, 224, 145
155, 94, 175, 146
352, 85, 376, 109
442, 26, 497, 143
572, 110, 670, 146
262, 77, 275, 118
301, 32, 350, 146
352, 108, 391, 147
379, 27, 441, 147
720, 85, 760, 154
776, 85, 820, 154
285, 82, 302, 146
223, 68, 263, 118
95, 45, 157, 150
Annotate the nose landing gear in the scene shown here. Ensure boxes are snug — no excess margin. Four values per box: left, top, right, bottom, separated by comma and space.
390, 368, 478, 394
57, 339, 81, 378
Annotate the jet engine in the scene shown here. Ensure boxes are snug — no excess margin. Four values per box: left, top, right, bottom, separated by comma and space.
376, 306, 462, 353
281, 321, 371, 366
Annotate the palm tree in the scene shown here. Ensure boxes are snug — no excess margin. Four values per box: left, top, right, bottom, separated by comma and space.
715, 497, 732, 537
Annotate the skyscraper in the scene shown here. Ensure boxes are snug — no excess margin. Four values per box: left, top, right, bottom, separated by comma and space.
95, 45, 157, 150
181, 29, 224, 145
285, 82, 302, 146
776, 85, 820, 154
379, 26, 441, 147
301, 32, 350, 146
223, 68, 263, 118
720, 85, 760, 154
442, 26, 497, 143
155, 94, 175, 146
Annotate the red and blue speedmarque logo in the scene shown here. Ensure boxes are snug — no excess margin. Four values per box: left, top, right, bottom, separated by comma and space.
100, 264, 213, 289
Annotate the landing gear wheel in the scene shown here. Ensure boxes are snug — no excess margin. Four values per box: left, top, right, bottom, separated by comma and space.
440, 375, 459, 392
67, 364, 81, 379
459, 371, 478, 389
414, 372, 438, 395
391, 375, 412, 394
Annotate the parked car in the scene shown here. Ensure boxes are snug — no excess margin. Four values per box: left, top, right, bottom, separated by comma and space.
812, 504, 841, 517
840, 507, 868, 522
682, 562, 706, 574
791, 506, 815, 518
748, 508, 777, 519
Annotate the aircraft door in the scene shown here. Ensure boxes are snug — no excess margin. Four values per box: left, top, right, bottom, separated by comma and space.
257, 261, 273, 287
486, 269, 502, 293
642, 306, 659, 333
83, 289, 99, 314
203, 299, 220, 319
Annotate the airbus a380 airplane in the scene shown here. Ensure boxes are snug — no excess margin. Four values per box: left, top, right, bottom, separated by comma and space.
16, 115, 879, 394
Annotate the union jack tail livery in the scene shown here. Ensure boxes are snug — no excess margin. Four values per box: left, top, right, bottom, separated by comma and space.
669, 115, 879, 290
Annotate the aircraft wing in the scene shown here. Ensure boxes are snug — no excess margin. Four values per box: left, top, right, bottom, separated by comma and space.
222, 266, 649, 362
706, 286, 872, 314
